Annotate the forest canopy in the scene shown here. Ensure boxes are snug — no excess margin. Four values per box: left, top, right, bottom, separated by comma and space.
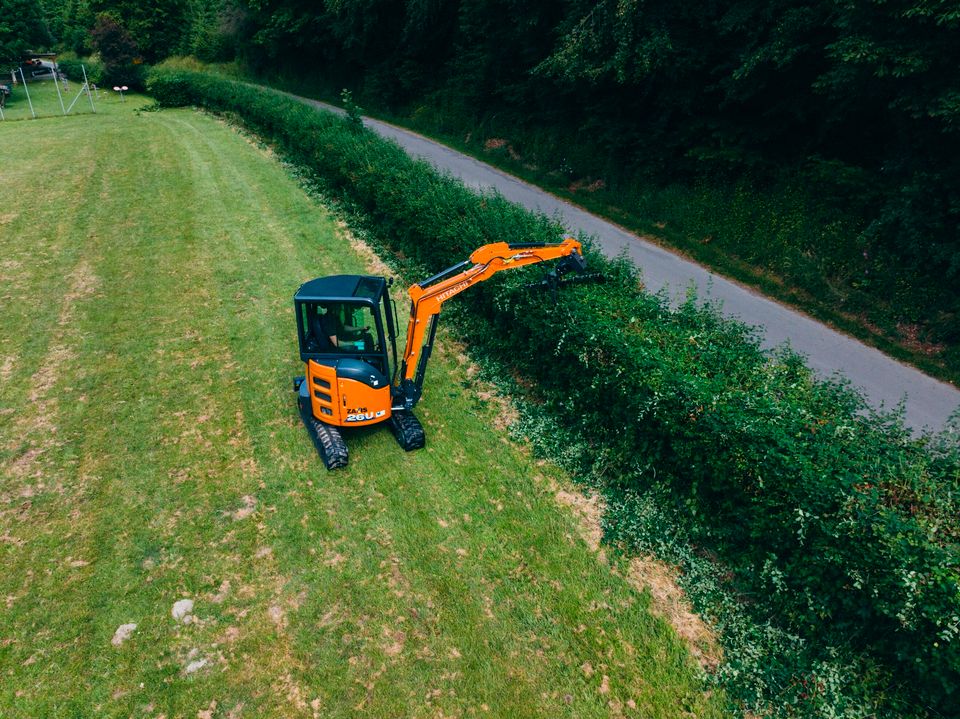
30, 0, 960, 351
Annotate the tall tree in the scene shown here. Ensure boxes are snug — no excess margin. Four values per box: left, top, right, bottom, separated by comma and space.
187, 0, 246, 61
40, 0, 95, 54
0, 0, 53, 63
90, 11, 140, 84
88, 0, 190, 62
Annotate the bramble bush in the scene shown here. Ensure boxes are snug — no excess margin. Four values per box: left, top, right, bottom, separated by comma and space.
146, 69, 960, 714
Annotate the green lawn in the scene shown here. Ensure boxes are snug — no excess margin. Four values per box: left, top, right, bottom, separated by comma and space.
0, 99, 726, 717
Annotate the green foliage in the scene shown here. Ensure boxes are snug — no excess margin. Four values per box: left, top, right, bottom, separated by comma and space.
89, 13, 144, 88
181, 0, 240, 62
56, 54, 104, 84
509, 404, 896, 716
340, 87, 363, 132
87, 0, 190, 62
228, 0, 960, 368
147, 69, 960, 716
40, 0, 94, 54
0, 0, 53, 64
42, 0, 213, 60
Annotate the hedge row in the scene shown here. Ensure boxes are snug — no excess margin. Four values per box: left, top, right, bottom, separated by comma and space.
146, 69, 960, 712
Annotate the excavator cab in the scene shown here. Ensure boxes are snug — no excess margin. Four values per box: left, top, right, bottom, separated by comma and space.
294, 275, 395, 376
294, 239, 588, 469
293, 274, 419, 469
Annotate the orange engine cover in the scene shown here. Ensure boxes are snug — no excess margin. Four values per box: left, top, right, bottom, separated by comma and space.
307, 359, 391, 427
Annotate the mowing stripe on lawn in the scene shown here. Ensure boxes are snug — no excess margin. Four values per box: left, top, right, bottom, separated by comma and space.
0, 100, 726, 718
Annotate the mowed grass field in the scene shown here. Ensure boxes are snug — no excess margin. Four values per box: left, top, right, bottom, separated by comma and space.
0, 97, 725, 718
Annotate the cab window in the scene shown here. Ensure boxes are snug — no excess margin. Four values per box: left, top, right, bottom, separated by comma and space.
301, 302, 381, 354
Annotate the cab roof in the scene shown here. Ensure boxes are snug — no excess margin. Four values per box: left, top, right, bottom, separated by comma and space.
295, 275, 386, 302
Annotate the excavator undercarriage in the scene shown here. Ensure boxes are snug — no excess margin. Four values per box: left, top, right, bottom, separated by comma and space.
389, 411, 426, 452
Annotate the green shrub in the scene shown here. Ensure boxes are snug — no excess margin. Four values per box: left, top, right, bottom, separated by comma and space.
146, 68, 960, 714
57, 56, 105, 86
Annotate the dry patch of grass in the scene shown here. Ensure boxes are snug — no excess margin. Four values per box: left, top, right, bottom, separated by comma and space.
553, 483, 721, 671
0, 356, 15, 383
340, 221, 393, 277
3, 261, 98, 483
627, 558, 722, 671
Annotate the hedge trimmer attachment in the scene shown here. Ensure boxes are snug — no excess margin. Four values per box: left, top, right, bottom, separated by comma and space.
525, 251, 604, 302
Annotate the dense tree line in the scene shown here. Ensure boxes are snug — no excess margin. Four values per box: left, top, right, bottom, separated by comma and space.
20, 1, 960, 347
225, 1, 960, 339
0, 0, 52, 63
278, 1, 960, 345
36, 0, 241, 63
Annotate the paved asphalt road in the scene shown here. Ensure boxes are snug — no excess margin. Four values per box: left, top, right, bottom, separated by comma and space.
287, 91, 960, 433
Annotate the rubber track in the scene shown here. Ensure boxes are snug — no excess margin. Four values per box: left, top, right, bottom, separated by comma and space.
313, 419, 349, 469
389, 411, 425, 452
299, 398, 349, 469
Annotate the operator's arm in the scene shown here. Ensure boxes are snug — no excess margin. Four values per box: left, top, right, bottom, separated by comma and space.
320, 313, 339, 348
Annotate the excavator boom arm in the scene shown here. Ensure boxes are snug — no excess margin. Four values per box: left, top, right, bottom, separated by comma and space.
395, 238, 583, 406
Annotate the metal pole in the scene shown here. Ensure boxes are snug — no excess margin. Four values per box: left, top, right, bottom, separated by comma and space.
81, 65, 96, 113
53, 63, 67, 115
19, 68, 35, 119
65, 86, 84, 114
52, 64, 67, 115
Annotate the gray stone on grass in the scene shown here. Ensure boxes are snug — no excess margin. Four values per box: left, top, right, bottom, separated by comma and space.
171, 598, 194, 623
184, 657, 208, 674
111, 623, 137, 646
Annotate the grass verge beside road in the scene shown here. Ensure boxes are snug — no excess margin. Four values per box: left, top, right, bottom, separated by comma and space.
0, 97, 724, 717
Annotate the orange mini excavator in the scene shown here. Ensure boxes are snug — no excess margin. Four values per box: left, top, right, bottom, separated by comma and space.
293, 238, 587, 469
